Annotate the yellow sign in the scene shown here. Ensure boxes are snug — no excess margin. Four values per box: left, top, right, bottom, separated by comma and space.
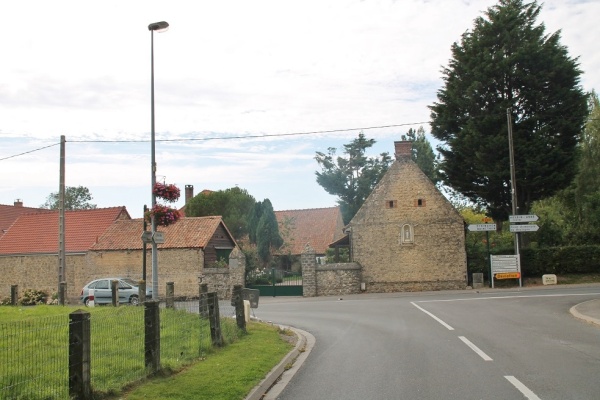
495, 272, 520, 279
482, 217, 493, 223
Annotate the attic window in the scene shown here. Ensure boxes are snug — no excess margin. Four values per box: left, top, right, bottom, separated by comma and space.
386, 200, 397, 209
415, 198, 426, 207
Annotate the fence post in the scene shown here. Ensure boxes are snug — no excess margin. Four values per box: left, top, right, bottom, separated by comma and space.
232, 285, 246, 331
111, 280, 119, 307
59, 281, 67, 305
139, 280, 146, 304
207, 292, 223, 347
166, 282, 174, 309
199, 283, 209, 318
69, 310, 91, 400
144, 300, 161, 372
10, 284, 18, 305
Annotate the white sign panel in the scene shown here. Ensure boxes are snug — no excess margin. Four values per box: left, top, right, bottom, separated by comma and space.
509, 214, 539, 223
468, 224, 497, 232
152, 231, 165, 244
491, 255, 520, 273
509, 224, 539, 232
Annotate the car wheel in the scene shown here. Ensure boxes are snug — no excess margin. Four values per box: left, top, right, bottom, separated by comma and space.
130, 295, 140, 306
84, 297, 90, 307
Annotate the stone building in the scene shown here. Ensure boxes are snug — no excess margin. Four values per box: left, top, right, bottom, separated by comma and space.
346, 140, 467, 293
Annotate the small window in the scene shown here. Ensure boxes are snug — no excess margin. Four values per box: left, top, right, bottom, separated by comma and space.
386, 200, 397, 209
415, 198, 426, 207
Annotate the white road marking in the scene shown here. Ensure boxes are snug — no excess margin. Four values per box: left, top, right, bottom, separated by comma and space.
410, 301, 454, 330
458, 336, 493, 361
505, 376, 542, 400
414, 292, 600, 303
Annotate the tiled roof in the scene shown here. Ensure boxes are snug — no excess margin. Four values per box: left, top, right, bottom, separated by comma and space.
91, 216, 233, 250
0, 203, 51, 238
275, 207, 345, 255
0, 207, 129, 255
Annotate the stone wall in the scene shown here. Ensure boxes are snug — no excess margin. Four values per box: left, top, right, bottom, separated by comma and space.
302, 245, 362, 297
0, 246, 246, 303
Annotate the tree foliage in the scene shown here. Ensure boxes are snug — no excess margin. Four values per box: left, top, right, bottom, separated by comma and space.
41, 186, 97, 210
401, 126, 440, 184
185, 187, 256, 240
429, 0, 587, 221
252, 199, 284, 267
315, 132, 392, 223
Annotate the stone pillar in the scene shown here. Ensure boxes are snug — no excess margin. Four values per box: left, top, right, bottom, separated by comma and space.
301, 243, 317, 297
228, 247, 246, 289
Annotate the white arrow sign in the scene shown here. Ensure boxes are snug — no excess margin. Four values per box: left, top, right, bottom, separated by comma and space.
468, 224, 496, 232
509, 214, 539, 223
510, 224, 539, 232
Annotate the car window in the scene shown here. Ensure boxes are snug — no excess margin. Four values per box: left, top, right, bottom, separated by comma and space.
95, 280, 109, 290
121, 278, 137, 286
118, 280, 133, 289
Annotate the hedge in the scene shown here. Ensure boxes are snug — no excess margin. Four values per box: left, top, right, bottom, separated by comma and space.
520, 245, 600, 276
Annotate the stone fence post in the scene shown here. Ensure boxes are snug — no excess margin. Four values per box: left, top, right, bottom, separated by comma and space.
301, 244, 317, 297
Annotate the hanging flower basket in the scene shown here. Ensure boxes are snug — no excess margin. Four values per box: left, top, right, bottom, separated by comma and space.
145, 204, 182, 227
153, 182, 180, 202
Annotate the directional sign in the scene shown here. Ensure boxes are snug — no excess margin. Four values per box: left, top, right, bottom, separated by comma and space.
509, 214, 539, 223
509, 224, 539, 232
141, 231, 153, 243
468, 224, 496, 232
491, 255, 520, 273
152, 231, 165, 244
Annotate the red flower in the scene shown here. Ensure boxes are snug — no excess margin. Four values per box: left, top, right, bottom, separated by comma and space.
145, 204, 182, 227
153, 183, 180, 202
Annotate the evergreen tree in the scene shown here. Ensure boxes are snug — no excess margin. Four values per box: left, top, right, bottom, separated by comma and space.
253, 199, 284, 266
315, 132, 392, 223
429, 0, 587, 221
402, 126, 440, 184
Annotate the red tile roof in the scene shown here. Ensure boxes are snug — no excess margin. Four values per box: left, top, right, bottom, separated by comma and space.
0, 203, 51, 238
0, 207, 130, 255
275, 207, 345, 255
91, 216, 235, 250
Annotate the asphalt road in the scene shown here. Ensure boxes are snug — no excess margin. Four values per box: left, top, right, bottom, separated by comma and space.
254, 286, 600, 400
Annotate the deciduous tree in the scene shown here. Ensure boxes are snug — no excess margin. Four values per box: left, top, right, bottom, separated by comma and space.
41, 186, 97, 210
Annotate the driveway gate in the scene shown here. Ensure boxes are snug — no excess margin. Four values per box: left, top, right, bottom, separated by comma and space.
246, 268, 302, 296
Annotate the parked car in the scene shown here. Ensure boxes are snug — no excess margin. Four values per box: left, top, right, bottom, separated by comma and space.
80, 278, 152, 306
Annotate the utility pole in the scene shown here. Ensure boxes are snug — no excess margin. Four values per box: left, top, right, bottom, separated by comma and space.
507, 108, 522, 287
58, 135, 66, 304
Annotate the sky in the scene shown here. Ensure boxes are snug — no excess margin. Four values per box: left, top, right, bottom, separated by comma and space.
1, 0, 599, 218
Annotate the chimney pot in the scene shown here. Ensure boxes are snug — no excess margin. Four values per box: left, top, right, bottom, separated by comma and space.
185, 185, 194, 204
14, 199, 23, 207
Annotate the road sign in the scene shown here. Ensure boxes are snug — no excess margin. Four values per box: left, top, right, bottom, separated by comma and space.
468, 224, 496, 232
491, 255, 520, 273
509, 224, 539, 232
495, 272, 521, 279
152, 231, 165, 244
141, 231, 152, 243
509, 214, 539, 223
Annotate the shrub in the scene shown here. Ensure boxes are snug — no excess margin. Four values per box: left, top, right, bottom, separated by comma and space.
19, 289, 49, 306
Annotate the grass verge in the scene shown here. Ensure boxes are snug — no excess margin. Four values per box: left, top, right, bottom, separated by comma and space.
118, 322, 294, 400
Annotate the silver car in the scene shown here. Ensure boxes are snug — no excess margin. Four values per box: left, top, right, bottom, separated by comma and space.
80, 278, 152, 306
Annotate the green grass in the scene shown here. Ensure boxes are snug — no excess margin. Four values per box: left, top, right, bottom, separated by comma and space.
119, 322, 293, 400
0, 305, 249, 400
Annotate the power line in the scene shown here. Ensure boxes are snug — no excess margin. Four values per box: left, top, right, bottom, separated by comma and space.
0, 142, 60, 161
67, 122, 430, 144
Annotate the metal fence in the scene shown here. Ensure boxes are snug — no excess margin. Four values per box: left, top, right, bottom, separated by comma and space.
0, 295, 241, 400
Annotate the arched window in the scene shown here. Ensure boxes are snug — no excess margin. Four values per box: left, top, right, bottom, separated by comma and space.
400, 224, 414, 244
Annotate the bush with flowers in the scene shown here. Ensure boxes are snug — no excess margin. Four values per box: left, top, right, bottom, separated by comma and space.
153, 182, 181, 202
145, 204, 182, 227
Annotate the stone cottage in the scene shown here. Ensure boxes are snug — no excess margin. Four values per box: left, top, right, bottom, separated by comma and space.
346, 140, 467, 293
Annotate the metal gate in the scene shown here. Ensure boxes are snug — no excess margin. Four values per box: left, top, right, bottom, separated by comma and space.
246, 268, 302, 297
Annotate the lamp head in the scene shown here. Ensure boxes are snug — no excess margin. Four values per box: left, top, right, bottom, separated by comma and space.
148, 21, 169, 32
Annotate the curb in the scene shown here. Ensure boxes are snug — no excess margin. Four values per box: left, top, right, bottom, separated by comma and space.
569, 299, 600, 327
244, 326, 315, 400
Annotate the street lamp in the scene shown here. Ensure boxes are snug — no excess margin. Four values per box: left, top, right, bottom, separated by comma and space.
149, 21, 169, 300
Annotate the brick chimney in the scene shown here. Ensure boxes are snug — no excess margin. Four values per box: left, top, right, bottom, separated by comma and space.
185, 185, 194, 203
14, 199, 23, 207
394, 141, 412, 160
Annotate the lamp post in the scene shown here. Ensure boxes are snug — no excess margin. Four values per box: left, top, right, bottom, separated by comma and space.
149, 21, 169, 300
